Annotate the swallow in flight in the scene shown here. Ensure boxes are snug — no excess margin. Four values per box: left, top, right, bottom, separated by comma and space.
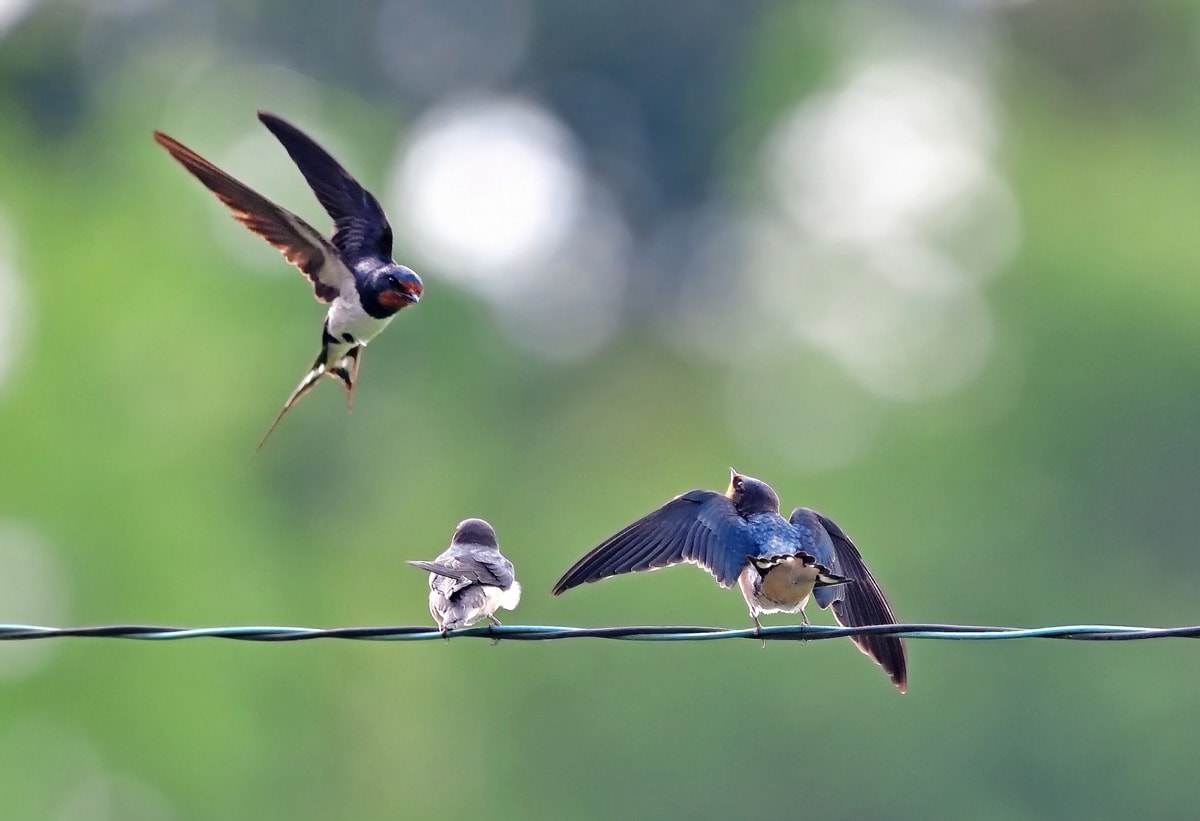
409, 518, 522, 635
153, 112, 423, 449
552, 469, 907, 692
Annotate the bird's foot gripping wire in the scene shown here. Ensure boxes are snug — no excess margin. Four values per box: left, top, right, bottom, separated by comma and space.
796, 613, 810, 645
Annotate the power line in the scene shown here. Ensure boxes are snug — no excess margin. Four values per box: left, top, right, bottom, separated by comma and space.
0, 623, 1196, 642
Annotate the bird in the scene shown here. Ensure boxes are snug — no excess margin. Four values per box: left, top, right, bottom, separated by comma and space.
153, 112, 423, 450
408, 518, 522, 634
552, 469, 907, 692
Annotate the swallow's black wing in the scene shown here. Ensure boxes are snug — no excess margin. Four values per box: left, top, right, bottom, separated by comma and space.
552, 490, 756, 594
791, 507, 908, 693
407, 555, 514, 589
258, 112, 393, 260
154, 131, 348, 302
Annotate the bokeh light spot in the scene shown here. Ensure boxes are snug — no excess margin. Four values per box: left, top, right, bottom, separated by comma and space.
392, 95, 584, 285
0, 0, 33, 39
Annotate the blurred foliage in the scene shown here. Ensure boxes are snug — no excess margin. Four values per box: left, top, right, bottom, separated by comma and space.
1, 1, 1200, 819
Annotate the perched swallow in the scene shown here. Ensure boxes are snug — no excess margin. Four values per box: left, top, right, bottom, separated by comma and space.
153, 112, 423, 449
408, 518, 522, 634
552, 469, 907, 692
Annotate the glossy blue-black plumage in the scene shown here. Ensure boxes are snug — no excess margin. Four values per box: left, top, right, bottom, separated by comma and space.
551, 490, 752, 590
256, 112, 422, 321
552, 478, 820, 591
791, 507, 904, 687
155, 113, 424, 450
552, 472, 907, 691
257, 112, 393, 261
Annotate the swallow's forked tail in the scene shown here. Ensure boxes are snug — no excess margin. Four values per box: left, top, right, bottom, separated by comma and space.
255, 361, 325, 452
813, 569, 851, 588
254, 344, 363, 451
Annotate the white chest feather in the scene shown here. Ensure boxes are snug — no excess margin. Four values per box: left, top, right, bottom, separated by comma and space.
326, 297, 393, 347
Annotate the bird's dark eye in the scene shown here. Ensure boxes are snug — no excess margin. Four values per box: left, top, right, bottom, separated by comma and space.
733, 477, 743, 490
386, 274, 400, 288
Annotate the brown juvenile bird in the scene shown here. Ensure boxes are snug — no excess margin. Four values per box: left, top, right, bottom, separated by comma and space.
552, 469, 907, 692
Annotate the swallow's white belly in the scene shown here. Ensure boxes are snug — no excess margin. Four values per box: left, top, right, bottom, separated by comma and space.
322, 298, 393, 365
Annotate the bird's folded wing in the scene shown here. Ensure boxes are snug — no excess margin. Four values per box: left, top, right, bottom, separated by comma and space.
464, 553, 516, 589
791, 507, 907, 693
552, 490, 754, 593
153, 131, 349, 302
407, 557, 512, 588
258, 112, 393, 260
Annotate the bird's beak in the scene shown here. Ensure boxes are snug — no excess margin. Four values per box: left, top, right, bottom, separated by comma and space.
725, 467, 740, 499
379, 287, 421, 310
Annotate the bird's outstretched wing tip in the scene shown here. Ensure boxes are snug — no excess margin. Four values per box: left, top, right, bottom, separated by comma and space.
550, 573, 587, 596
844, 630, 908, 694
152, 130, 194, 160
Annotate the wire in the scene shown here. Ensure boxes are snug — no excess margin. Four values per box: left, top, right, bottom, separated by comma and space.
0, 623, 1197, 642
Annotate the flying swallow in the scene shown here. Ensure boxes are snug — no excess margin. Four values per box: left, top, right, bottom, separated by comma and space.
153, 112, 423, 449
552, 469, 907, 692
408, 518, 522, 634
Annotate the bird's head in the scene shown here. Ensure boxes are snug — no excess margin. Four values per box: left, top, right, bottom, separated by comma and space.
452, 517, 498, 549
376, 265, 423, 311
724, 468, 780, 515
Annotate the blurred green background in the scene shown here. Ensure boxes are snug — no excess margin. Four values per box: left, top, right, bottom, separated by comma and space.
1, 0, 1199, 818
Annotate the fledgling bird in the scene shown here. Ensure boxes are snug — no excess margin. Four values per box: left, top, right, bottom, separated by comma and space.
408, 518, 522, 634
153, 112, 423, 450
552, 469, 908, 692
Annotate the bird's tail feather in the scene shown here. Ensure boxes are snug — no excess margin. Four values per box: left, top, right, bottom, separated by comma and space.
330, 346, 360, 410
255, 356, 327, 452
814, 570, 851, 588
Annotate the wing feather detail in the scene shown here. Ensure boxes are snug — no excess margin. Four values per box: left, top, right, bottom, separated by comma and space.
154, 130, 349, 302
791, 507, 908, 692
553, 491, 755, 594
258, 112, 393, 259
